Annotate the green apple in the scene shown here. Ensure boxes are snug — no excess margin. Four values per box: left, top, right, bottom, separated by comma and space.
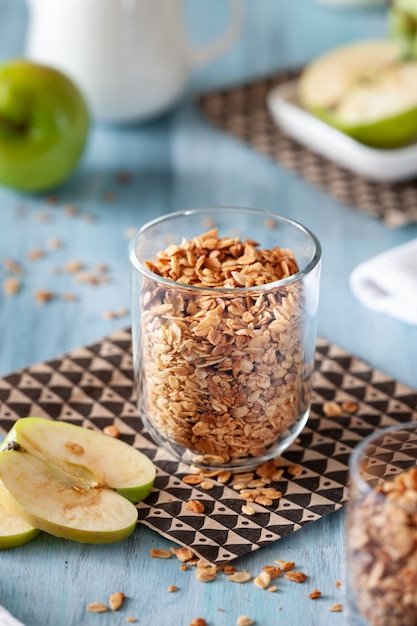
0, 418, 156, 544
298, 40, 417, 148
388, 0, 417, 59
0, 59, 89, 193
0, 481, 40, 549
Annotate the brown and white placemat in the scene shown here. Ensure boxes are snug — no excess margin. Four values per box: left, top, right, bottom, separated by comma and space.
197, 69, 417, 228
0, 328, 416, 564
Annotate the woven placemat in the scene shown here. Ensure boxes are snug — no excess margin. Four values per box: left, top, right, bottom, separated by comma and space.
197, 69, 417, 227
0, 328, 416, 564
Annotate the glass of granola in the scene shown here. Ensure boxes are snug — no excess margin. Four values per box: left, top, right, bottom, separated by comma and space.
346, 422, 417, 626
129, 206, 321, 470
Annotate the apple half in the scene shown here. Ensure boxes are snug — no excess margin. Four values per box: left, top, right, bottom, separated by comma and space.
0, 481, 40, 549
0, 418, 156, 544
298, 40, 417, 148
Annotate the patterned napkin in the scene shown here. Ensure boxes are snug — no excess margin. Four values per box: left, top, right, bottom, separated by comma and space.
0, 328, 416, 564
197, 69, 417, 227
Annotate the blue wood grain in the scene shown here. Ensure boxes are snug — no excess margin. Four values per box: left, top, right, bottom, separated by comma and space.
0, 1, 416, 625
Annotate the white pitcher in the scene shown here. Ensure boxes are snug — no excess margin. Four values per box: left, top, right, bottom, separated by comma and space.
25, 0, 242, 123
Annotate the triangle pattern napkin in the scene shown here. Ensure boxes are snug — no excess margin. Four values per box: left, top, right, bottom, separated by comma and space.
197, 69, 417, 227
0, 328, 416, 564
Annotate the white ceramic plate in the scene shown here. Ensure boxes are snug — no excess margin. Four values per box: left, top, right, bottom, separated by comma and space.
266, 80, 417, 183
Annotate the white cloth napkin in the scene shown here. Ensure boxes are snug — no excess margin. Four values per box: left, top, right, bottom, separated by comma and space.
349, 238, 417, 325
0, 606, 24, 626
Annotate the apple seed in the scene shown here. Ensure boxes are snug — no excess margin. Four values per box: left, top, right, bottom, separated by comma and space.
64, 441, 85, 456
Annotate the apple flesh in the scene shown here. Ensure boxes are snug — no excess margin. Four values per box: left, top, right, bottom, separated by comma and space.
0, 481, 40, 549
0, 60, 89, 192
298, 40, 417, 148
0, 418, 156, 544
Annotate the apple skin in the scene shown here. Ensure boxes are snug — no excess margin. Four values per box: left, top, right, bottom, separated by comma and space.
311, 103, 417, 149
0, 59, 89, 193
0, 481, 40, 549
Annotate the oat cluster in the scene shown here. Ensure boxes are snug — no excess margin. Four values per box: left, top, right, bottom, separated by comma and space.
348, 465, 417, 626
138, 228, 309, 464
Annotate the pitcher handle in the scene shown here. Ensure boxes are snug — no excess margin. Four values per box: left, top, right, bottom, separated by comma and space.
188, 0, 243, 68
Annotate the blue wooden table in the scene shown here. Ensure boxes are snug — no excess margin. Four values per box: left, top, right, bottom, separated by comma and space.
1, 1, 417, 625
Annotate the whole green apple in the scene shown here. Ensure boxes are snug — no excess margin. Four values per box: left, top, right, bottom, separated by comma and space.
0, 59, 89, 193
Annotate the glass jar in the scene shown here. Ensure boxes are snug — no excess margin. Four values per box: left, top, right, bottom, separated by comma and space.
129, 206, 321, 470
346, 422, 417, 626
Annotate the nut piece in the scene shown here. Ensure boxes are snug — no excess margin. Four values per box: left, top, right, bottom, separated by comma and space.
34, 289, 55, 305
323, 400, 342, 417
3, 277, 21, 296
86, 603, 108, 613
285, 571, 308, 583
196, 566, 217, 582
171, 547, 196, 562
227, 570, 253, 583
150, 548, 172, 559
308, 589, 322, 599
26, 248, 44, 261
328, 604, 343, 612
109, 592, 125, 611
254, 571, 271, 589
287, 464, 302, 476
263, 566, 282, 580
3, 258, 24, 273
189, 619, 207, 626
341, 400, 358, 413
185, 500, 205, 514
168, 585, 179, 592
275, 560, 295, 572
103, 425, 120, 438
241, 504, 256, 516
183, 474, 203, 485
237, 617, 255, 626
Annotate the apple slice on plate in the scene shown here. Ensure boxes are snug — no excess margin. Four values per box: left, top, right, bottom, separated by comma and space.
0, 481, 40, 549
298, 39, 417, 148
0, 418, 156, 544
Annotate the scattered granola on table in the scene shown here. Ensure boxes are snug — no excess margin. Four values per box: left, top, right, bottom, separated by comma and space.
138, 228, 311, 466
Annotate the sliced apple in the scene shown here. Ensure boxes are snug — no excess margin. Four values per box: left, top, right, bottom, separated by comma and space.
298, 39, 417, 148
0, 417, 156, 544
3, 417, 156, 503
0, 481, 40, 549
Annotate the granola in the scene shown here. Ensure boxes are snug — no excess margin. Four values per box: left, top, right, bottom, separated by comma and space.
348, 465, 417, 626
137, 228, 310, 465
